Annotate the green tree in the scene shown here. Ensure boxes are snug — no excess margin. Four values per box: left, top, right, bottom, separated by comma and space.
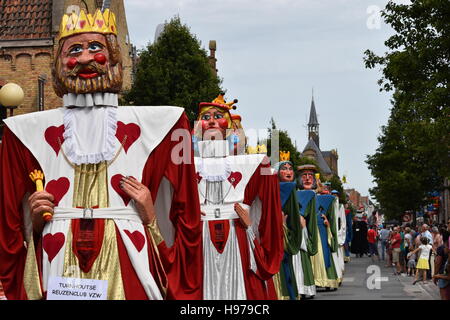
364, 0, 450, 220
124, 16, 222, 122
366, 94, 432, 219
326, 175, 347, 204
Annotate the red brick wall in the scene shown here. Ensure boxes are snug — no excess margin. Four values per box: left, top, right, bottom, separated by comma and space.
0, 47, 62, 116
346, 189, 361, 208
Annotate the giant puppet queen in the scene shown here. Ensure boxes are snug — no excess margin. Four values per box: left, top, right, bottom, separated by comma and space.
0, 9, 202, 300
193, 95, 283, 300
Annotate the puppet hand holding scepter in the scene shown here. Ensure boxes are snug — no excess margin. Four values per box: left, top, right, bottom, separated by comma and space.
29, 170, 53, 222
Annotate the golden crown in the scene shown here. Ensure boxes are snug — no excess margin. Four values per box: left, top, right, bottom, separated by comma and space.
212, 94, 238, 109
279, 151, 290, 161
59, 9, 117, 40
199, 94, 238, 114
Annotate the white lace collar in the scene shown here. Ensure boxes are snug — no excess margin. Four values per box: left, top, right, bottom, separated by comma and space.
63, 106, 117, 165
196, 140, 232, 182
197, 157, 232, 182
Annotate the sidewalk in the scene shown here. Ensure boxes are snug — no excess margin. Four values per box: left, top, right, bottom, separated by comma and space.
389, 266, 441, 300
376, 241, 440, 300
318, 254, 415, 300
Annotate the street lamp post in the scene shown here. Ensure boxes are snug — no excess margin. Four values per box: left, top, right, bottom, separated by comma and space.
0, 82, 25, 117
0, 82, 24, 140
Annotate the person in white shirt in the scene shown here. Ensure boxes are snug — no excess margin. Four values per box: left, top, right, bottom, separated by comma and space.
421, 224, 433, 244
411, 237, 435, 285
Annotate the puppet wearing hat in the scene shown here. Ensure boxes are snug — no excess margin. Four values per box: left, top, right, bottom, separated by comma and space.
0, 9, 202, 300
193, 94, 283, 300
271, 152, 303, 300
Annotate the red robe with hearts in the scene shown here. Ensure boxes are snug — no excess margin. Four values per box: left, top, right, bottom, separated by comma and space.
0, 106, 202, 300
195, 149, 283, 299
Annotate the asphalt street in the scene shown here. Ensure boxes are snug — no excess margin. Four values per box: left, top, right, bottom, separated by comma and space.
315, 253, 441, 300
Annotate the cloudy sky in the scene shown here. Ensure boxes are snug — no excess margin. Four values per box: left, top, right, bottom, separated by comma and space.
124, 0, 410, 199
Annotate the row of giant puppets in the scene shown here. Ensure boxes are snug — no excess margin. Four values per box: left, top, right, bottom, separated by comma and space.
0, 8, 352, 300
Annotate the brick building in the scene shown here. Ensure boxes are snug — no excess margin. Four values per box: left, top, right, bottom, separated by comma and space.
345, 188, 361, 208
0, 0, 133, 133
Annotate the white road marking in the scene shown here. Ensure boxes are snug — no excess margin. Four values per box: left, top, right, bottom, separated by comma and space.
343, 277, 355, 282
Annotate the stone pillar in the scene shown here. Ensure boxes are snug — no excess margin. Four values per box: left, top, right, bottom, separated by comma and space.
209, 40, 217, 76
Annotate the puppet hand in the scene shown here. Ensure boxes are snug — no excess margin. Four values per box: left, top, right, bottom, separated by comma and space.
234, 203, 251, 228
28, 191, 55, 232
282, 212, 288, 226
321, 214, 329, 227
281, 211, 287, 224
300, 216, 307, 228
121, 176, 155, 224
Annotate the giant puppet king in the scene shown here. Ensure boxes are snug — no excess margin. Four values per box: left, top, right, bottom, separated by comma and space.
0, 9, 202, 300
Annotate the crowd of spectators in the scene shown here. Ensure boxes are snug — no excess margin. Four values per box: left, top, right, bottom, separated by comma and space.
369, 219, 450, 300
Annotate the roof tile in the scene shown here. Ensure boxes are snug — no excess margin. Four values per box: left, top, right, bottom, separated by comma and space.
0, 0, 52, 40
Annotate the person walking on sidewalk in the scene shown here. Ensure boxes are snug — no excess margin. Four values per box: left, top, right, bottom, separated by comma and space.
367, 225, 379, 261
390, 227, 402, 275
406, 246, 417, 276
399, 227, 407, 274
412, 237, 435, 285
379, 225, 390, 262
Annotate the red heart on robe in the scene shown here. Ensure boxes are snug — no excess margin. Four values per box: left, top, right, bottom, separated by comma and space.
115, 122, 141, 153
124, 230, 145, 252
45, 125, 65, 156
227, 172, 242, 188
196, 172, 202, 184
43, 233, 65, 263
111, 174, 135, 206
45, 177, 70, 206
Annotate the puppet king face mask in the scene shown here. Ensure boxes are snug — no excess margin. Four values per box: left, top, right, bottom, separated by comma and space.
53, 33, 123, 96
62, 33, 109, 77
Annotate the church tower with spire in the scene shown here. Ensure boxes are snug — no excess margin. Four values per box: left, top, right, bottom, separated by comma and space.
308, 92, 320, 148
301, 89, 339, 178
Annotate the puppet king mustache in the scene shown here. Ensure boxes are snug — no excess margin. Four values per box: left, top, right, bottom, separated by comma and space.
67, 61, 107, 78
